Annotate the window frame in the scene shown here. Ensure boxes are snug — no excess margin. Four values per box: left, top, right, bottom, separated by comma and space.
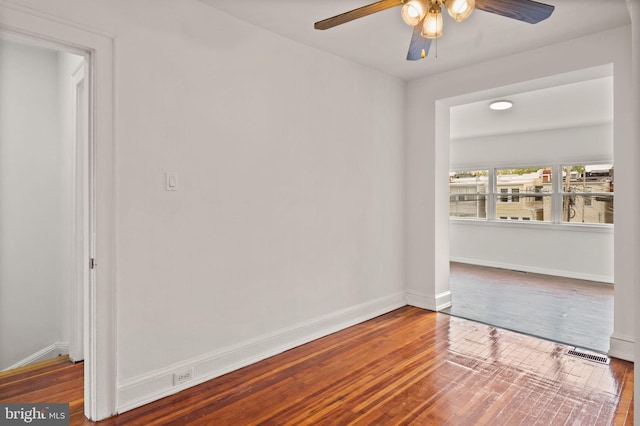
494, 165, 552, 223
448, 170, 489, 220
558, 163, 614, 224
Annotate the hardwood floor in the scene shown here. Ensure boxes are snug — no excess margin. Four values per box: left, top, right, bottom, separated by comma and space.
0, 306, 633, 425
0, 355, 86, 425
446, 262, 614, 353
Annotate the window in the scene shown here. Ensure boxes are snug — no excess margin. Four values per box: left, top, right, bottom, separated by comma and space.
450, 164, 614, 225
561, 164, 614, 224
534, 185, 544, 201
495, 167, 551, 222
512, 188, 520, 203
497, 187, 521, 203
449, 170, 488, 219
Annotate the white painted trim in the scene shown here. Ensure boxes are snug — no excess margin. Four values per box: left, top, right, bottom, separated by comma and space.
3, 343, 70, 371
450, 257, 614, 284
406, 290, 452, 311
449, 217, 615, 234
0, 0, 115, 39
0, 4, 117, 421
117, 293, 406, 414
609, 333, 634, 362
69, 59, 89, 364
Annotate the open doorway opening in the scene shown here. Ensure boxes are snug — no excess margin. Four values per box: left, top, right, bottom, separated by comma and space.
445, 68, 614, 353
0, 35, 90, 371
0, 5, 116, 419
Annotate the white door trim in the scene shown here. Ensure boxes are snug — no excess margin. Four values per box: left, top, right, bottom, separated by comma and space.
69, 59, 88, 364
0, 2, 117, 421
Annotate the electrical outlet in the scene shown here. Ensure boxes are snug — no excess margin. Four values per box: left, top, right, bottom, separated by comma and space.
173, 367, 194, 386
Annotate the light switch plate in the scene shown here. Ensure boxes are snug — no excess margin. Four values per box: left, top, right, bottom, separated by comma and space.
166, 172, 178, 191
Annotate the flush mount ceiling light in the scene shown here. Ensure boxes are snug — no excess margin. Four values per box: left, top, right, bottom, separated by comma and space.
489, 100, 514, 110
315, 0, 554, 61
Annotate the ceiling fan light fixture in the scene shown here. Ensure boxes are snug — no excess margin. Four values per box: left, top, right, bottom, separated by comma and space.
314, 0, 555, 62
489, 100, 514, 111
401, 1, 427, 26
421, 4, 443, 39
445, 0, 475, 23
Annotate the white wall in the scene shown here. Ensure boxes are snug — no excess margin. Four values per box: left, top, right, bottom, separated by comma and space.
0, 39, 78, 369
450, 222, 614, 282
0, 0, 406, 412
449, 123, 614, 282
450, 124, 614, 167
406, 25, 635, 360
112, 2, 405, 398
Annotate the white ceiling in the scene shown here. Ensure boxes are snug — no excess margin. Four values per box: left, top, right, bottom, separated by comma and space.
200, 0, 630, 81
450, 75, 614, 139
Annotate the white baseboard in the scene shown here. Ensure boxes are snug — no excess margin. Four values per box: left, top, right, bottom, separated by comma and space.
117, 292, 407, 414
608, 334, 634, 362
450, 257, 614, 284
3, 342, 70, 371
406, 290, 451, 311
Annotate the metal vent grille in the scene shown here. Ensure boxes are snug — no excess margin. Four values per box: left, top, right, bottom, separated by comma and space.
567, 349, 610, 365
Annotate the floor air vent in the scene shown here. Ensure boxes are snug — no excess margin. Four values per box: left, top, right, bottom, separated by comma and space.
567, 348, 610, 365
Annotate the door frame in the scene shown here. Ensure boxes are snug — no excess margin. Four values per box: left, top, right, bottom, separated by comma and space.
0, 2, 117, 420
69, 59, 89, 363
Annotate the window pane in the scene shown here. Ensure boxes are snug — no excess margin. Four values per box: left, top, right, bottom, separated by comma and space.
562, 194, 613, 224
561, 164, 614, 224
561, 164, 614, 193
495, 194, 551, 222
450, 194, 487, 219
495, 167, 551, 222
497, 167, 552, 183
496, 168, 552, 196
450, 170, 488, 219
450, 170, 488, 191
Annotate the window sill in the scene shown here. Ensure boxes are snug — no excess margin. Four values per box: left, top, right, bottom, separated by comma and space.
449, 218, 614, 233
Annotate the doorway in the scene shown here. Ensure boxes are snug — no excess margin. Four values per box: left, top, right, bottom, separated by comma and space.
445, 70, 615, 354
0, 36, 90, 370
0, 4, 116, 419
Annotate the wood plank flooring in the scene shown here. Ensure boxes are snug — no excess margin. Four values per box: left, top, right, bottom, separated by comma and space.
0, 306, 633, 425
446, 262, 614, 353
0, 355, 86, 425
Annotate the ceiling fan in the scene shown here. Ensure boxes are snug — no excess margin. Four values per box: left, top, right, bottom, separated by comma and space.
314, 0, 554, 61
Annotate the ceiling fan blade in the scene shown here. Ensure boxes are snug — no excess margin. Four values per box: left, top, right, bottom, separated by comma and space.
315, 0, 403, 30
475, 0, 554, 24
407, 19, 431, 61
